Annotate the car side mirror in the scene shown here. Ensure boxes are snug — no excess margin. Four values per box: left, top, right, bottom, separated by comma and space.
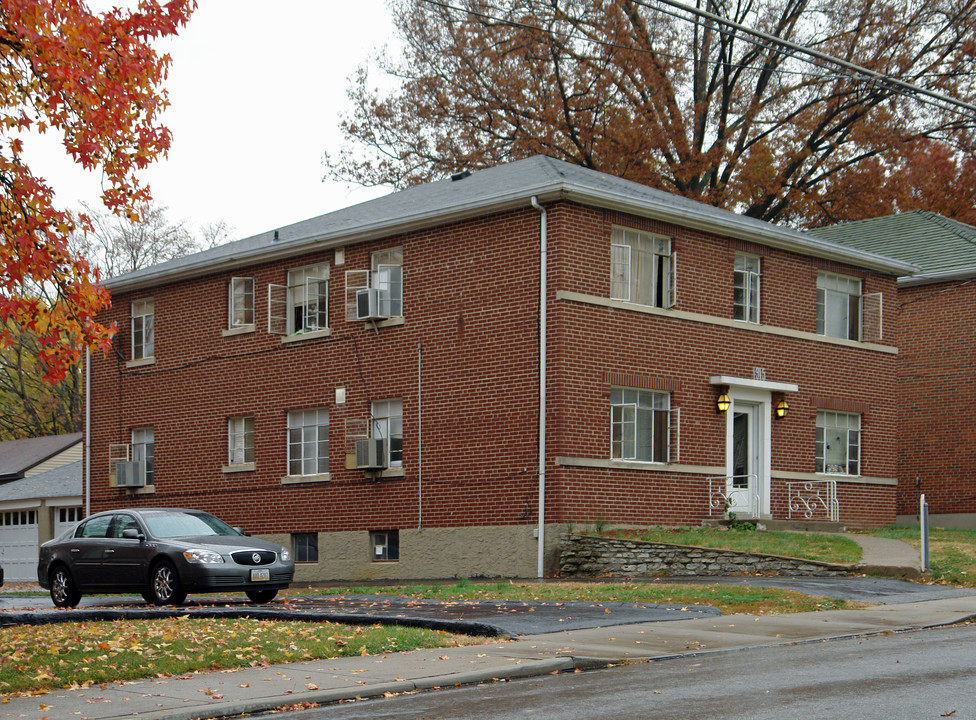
233, 526, 248, 536
122, 528, 144, 541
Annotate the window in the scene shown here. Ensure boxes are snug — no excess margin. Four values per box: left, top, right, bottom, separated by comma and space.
228, 277, 254, 328
610, 388, 670, 463
292, 533, 318, 563
76, 513, 113, 538
287, 408, 329, 476
131, 299, 154, 360
371, 398, 403, 468
733, 254, 760, 323
816, 411, 860, 475
131, 427, 154, 485
371, 530, 399, 561
268, 262, 330, 335
817, 272, 861, 340
227, 416, 254, 466
59, 507, 82, 524
345, 246, 403, 321
610, 228, 674, 308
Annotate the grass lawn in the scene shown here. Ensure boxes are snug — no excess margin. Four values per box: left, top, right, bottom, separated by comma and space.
602, 526, 863, 564
304, 578, 854, 616
0, 616, 475, 696
863, 526, 976, 587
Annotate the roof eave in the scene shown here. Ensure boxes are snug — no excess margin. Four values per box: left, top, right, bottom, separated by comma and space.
899, 266, 976, 287
105, 177, 917, 294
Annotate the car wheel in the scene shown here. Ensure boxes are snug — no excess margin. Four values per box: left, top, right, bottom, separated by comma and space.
245, 589, 278, 604
49, 566, 82, 608
149, 561, 187, 606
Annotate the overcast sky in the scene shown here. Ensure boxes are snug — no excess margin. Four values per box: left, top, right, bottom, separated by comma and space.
25, 0, 396, 242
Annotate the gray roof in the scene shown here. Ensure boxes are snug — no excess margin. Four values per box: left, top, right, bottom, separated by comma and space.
0, 460, 81, 503
105, 155, 917, 293
0, 433, 82, 482
809, 210, 976, 285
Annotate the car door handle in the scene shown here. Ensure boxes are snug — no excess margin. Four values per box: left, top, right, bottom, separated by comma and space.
70, 548, 80, 553
105, 549, 115, 554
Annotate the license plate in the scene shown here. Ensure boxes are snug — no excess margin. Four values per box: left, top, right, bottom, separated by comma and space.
250, 568, 270, 582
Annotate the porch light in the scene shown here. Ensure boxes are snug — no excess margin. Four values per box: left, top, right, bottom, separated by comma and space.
716, 393, 731, 413
775, 398, 789, 418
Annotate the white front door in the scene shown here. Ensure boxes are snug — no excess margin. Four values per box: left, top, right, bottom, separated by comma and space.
727, 402, 761, 517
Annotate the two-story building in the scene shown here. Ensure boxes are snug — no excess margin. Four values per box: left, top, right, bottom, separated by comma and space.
87, 156, 915, 581
811, 210, 976, 528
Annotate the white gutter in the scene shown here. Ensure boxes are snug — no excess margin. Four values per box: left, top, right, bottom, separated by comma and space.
531, 196, 547, 578
898, 267, 976, 287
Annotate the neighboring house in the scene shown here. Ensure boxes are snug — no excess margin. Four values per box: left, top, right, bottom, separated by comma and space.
0, 433, 84, 580
811, 210, 976, 528
87, 156, 914, 581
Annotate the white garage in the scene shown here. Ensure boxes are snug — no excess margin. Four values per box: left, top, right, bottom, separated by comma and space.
0, 509, 38, 582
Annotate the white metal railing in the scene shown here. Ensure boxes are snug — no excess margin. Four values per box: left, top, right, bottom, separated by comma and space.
708, 475, 759, 517
787, 479, 839, 522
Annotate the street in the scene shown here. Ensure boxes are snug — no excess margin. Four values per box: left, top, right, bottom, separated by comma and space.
266, 624, 976, 719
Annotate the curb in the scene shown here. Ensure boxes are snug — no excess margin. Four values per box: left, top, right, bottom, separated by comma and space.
0, 606, 509, 638
87, 657, 577, 720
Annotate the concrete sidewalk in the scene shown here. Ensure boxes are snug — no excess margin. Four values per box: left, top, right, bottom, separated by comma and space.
3, 594, 975, 720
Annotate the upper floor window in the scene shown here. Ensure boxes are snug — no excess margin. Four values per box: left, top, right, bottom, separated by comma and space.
287, 408, 329, 477
228, 277, 254, 329
132, 427, 154, 486
816, 411, 860, 475
131, 299, 154, 360
610, 387, 670, 463
371, 398, 403, 468
733, 254, 760, 323
610, 228, 675, 308
345, 246, 403, 321
227, 416, 254, 466
268, 262, 330, 336
817, 272, 861, 340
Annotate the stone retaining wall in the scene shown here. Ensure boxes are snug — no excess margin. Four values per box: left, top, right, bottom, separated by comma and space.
558, 534, 850, 577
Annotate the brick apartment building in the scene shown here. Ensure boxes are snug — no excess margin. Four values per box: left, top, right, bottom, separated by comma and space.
812, 211, 976, 529
86, 156, 915, 581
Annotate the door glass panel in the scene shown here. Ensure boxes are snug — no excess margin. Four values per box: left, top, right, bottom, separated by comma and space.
732, 411, 749, 488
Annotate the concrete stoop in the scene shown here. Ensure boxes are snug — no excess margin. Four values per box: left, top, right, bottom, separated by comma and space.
703, 518, 848, 533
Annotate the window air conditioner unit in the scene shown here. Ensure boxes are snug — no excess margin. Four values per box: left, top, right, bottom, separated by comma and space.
355, 438, 387, 470
115, 461, 146, 488
356, 287, 381, 321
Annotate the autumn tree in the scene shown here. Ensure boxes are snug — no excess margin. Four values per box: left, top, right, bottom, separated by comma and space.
0, 0, 195, 386
326, 0, 976, 227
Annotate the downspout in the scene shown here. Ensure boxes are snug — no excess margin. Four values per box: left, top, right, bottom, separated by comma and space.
85, 347, 91, 518
531, 196, 547, 578
417, 342, 423, 532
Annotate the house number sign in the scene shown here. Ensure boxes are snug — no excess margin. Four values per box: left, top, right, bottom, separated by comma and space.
753, 367, 767, 381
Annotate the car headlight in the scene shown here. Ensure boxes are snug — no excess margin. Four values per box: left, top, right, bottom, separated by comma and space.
183, 548, 224, 564
279, 547, 291, 562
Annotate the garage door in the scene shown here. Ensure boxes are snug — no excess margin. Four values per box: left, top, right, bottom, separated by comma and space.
54, 507, 83, 539
0, 510, 38, 582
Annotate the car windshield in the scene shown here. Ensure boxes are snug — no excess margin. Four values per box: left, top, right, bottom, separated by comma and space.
142, 511, 240, 538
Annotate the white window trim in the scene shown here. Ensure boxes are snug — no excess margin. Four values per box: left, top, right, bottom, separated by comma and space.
131, 298, 154, 361
816, 410, 861, 476
371, 398, 403, 468
609, 227, 675, 309
286, 408, 330, 478
269, 263, 331, 338
225, 416, 254, 471
734, 254, 761, 324
228, 277, 255, 331
609, 388, 673, 464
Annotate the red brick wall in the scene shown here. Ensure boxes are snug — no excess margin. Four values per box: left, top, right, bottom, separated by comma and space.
89, 200, 900, 537
897, 281, 976, 516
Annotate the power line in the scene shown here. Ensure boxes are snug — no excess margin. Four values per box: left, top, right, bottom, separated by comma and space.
642, 0, 976, 116
417, 0, 975, 118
